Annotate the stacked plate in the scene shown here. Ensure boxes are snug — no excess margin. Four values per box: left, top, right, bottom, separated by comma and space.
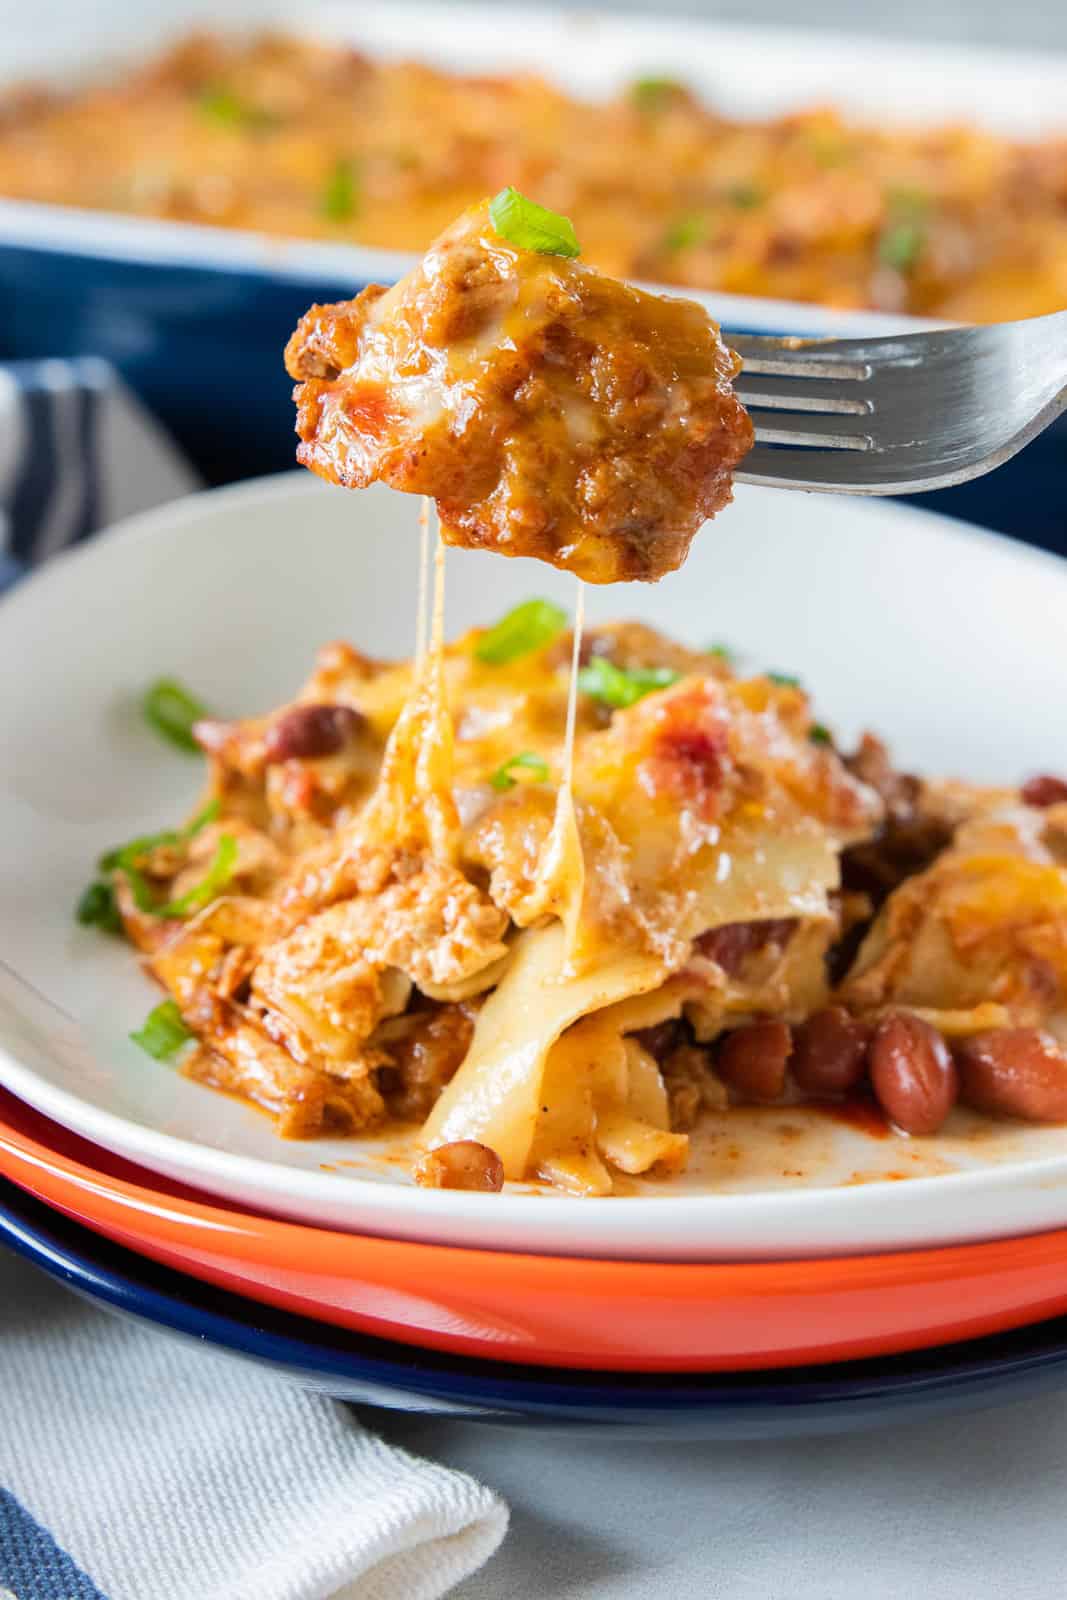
3, 474, 1067, 1437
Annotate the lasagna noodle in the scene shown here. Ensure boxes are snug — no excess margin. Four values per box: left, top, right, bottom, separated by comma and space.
421, 920, 667, 1177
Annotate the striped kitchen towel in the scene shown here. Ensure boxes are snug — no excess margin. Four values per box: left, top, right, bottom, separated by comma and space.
0, 357, 197, 589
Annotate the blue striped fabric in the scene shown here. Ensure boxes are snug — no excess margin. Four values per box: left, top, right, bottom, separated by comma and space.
0, 1491, 107, 1600
0, 359, 106, 575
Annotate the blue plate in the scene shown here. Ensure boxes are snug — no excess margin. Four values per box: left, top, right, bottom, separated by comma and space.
6, 1178, 1067, 1438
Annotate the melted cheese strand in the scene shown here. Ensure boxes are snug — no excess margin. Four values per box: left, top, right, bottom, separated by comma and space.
431, 509, 447, 656
414, 512, 458, 860
358, 507, 459, 860
414, 496, 431, 668
520, 578, 587, 969
563, 578, 585, 791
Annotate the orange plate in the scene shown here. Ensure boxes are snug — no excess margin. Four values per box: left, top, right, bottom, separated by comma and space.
5, 1085, 1067, 1373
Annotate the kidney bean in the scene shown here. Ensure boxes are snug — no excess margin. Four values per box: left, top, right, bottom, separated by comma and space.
631, 1019, 684, 1063
414, 1140, 505, 1192
955, 1029, 1067, 1123
869, 1011, 958, 1135
717, 1020, 792, 1103
791, 1007, 870, 1097
263, 703, 365, 763
1021, 774, 1067, 808
696, 919, 797, 977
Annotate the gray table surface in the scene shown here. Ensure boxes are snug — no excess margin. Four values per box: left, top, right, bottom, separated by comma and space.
373, 1397, 1067, 1598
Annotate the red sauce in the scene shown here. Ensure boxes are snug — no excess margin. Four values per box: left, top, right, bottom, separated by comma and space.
814, 1094, 890, 1138
339, 381, 394, 438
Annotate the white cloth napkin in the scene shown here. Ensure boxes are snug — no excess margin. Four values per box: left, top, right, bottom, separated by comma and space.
0, 1244, 508, 1600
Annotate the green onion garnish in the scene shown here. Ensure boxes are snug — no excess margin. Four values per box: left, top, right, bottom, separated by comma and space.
809, 723, 833, 745
99, 800, 220, 874
630, 77, 683, 113
578, 658, 681, 710
706, 642, 734, 663
91, 800, 224, 924
767, 671, 802, 688
199, 85, 245, 125
727, 182, 764, 210
664, 214, 706, 252
143, 678, 212, 753
475, 599, 568, 665
488, 188, 580, 259
131, 1000, 194, 1061
490, 751, 550, 792
877, 188, 929, 274
198, 86, 276, 131
154, 835, 238, 919
877, 222, 923, 272
75, 880, 121, 934
322, 158, 360, 223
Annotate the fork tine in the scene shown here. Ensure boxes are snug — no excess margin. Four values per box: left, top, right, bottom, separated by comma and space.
733, 374, 873, 415
727, 333, 875, 382
749, 422, 872, 452
746, 408, 876, 449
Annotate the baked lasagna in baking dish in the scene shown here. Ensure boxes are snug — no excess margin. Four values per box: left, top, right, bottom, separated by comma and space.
3, 30, 1066, 321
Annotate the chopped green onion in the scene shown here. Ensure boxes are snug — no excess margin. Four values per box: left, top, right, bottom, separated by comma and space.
490, 751, 551, 792
99, 800, 220, 873
199, 85, 245, 125
877, 221, 924, 273
75, 880, 122, 934
664, 214, 707, 252
630, 77, 683, 113
131, 1000, 193, 1062
475, 599, 568, 665
94, 800, 225, 923
877, 188, 929, 274
154, 835, 238, 919
578, 658, 680, 710
322, 158, 360, 223
706, 642, 734, 663
198, 86, 277, 131
727, 182, 764, 210
809, 723, 833, 746
767, 671, 802, 688
143, 678, 212, 753
488, 188, 580, 259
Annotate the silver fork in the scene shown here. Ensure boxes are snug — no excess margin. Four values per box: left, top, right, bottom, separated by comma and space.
729, 309, 1067, 494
